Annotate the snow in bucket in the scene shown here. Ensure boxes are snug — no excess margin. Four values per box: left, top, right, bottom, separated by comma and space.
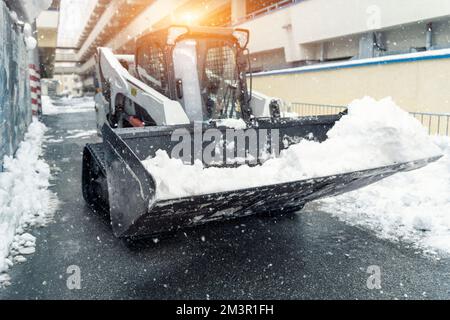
142, 97, 442, 200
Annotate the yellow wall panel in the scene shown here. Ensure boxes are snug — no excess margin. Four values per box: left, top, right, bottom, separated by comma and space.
252, 58, 450, 114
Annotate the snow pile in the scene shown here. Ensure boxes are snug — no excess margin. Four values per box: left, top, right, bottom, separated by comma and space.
9, 10, 19, 23
41, 96, 64, 114
142, 97, 442, 200
23, 23, 37, 51
42, 96, 94, 114
8, 9, 37, 51
215, 118, 247, 129
319, 135, 450, 255
0, 120, 58, 281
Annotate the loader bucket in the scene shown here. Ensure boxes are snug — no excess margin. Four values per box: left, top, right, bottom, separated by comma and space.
82, 115, 441, 238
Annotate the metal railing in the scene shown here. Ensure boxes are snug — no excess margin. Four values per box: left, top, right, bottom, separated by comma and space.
234, 0, 302, 25
410, 111, 450, 136
286, 102, 450, 136
289, 102, 347, 116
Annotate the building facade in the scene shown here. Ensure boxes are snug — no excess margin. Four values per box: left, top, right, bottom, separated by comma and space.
54, 0, 450, 112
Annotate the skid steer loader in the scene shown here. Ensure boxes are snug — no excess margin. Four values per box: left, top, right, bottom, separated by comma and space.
82, 25, 439, 238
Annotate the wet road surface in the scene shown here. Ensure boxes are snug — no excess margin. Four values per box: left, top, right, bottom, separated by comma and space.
1, 109, 450, 299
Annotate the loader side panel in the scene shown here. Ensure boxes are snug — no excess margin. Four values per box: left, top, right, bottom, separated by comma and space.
121, 156, 439, 238
102, 125, 157, 237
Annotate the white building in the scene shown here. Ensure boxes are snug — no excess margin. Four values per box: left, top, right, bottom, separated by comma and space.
237, 0, 450, 71
51, 0, 450, 114
55, 0, 450, 88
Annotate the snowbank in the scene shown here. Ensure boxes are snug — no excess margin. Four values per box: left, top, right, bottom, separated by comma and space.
42, 96, 94, 115
142, 97, 442, 200
0, 120, 58, 280
319, 135, 450, 255
23, 23, 37, 51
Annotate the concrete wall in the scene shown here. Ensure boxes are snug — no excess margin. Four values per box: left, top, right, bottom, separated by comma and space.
0, 1, 33, 170
36, 9, 59, 48
36, 10, 59, 29
250, 48, 293, 72
324, 35, 360, 60
251, 50, 450, 114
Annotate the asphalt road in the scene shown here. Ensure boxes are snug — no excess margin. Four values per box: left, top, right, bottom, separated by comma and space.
1, 108, 450, 300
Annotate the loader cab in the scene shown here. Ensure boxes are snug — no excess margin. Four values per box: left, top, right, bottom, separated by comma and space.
136, 26, 252, 123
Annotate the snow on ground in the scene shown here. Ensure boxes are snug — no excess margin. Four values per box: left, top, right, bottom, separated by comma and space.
0, 119, 58, 285
46, 138, 64, 143
317, 135, 450, 256
66, 129, 97, 139
45, 129, 97, 144
142, 97, 441, 200
41, 95, 97, 142
42, 95, 94, 115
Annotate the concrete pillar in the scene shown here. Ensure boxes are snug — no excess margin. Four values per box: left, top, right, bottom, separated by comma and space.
358, 32, 374, 59
231, 0, 246, 25
319, 42, 327, 62
373, 32, 386, 57
426, 22, 433, 50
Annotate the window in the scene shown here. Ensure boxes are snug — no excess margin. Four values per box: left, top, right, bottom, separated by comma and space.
205, 45, 237, 85
202, 42, 241, 119
137, 44, 167, 94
